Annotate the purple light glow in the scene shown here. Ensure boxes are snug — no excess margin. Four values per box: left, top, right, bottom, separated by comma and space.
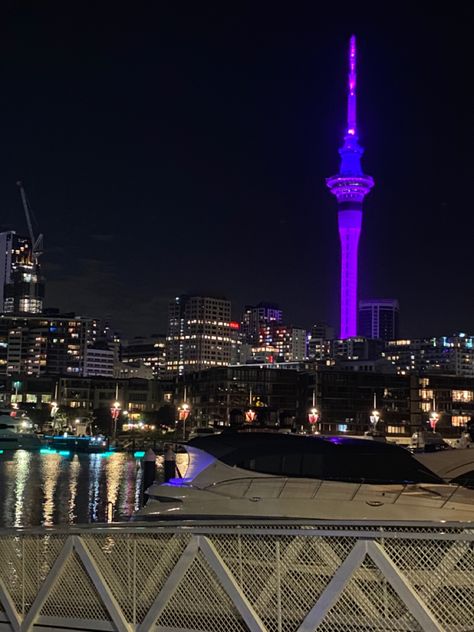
325, 35, 374, 339
338, 210, 362, 338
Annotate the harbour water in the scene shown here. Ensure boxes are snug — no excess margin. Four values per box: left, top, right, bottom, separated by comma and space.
0, 450, 150, 527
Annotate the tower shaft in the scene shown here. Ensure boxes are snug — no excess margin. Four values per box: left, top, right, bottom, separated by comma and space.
326, 35, 374, 339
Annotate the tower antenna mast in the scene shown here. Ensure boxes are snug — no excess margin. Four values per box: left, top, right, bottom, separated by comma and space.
347, 34, 357, 136
16, 181, 43, 264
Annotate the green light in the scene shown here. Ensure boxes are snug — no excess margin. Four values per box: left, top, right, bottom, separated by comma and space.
40, 448, 55, 454
58, 450, 70, 456
134, 451, 145, 458
0, 450, 3, 454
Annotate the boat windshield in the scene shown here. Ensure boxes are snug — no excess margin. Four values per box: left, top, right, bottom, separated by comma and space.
188, 432, 443, 485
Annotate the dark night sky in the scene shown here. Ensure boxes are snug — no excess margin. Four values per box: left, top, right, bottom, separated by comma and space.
0, 3, 472, 338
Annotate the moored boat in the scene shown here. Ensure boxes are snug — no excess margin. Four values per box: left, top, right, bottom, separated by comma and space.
136, 431, 474, 522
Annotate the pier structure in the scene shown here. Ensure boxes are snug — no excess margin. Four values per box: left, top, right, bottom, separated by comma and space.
0, 519, 471, 631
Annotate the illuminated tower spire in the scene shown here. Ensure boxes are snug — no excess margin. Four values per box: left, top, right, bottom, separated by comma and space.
326, 35, 374, 339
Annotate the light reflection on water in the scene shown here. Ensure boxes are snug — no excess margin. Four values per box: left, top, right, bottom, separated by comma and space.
0, 450, 151, 528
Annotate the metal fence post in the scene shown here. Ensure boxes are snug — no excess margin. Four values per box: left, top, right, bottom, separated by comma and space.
276, 540, 282, 632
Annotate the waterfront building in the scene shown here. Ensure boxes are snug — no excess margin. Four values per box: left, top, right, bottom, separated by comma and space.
303, 369, 474, 438
326, 36, 374, 339
383, 334, 474, 378
0, 231, 45, 314
5, 374, 172, 416
166, 295, 233, 376
241, 302, 282, 345
177, 365, 301, 427
359, 299, 400, 340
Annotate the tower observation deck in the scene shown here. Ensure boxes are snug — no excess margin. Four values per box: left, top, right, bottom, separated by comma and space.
326, 35, 374, 339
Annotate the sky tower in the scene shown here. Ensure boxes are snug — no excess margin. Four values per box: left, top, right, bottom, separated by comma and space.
326, 36, 374, 339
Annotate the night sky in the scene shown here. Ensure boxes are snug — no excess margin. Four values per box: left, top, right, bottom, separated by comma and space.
0, 4, 472, 338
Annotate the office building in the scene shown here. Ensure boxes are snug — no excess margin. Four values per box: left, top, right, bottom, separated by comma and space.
241, 302, 282, 344
254, 324, 307, 362
308, 323, 334, 360
83, 344, 115, 377
326, 36, 374, 338
166, 295, 233, 376
359, 299, 400, 340
121, 335, 166, 379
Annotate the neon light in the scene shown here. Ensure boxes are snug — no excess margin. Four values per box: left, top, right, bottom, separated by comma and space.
0, 450, 3, 454
58, 450, 70, 456
229, 321, 240, 330
134, 451, 145, 458
40, 448, 55, 454
326, 35, 374, 338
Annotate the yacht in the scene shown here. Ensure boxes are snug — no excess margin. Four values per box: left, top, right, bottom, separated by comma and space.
137, 431, 474, 521
0, 410, 42, 450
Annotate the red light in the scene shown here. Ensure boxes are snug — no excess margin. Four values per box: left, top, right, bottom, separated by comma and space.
229, 322, 240, 330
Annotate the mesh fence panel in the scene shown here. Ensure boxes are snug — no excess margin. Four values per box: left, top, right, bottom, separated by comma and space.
0, 524, 472, 631
155, 549, 250, 631
39, 550, 111, 622
317, 556, 424, 631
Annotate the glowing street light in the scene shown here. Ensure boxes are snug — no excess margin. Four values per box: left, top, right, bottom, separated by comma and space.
245, 409, 257, 423
429, 410, 440, 432
308, 407, 320, 431
178, 403, 190, 440
111, 401, 121, 440
369, 409, 380, 429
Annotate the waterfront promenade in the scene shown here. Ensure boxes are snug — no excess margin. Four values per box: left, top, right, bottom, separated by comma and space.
0, 519, 471, 631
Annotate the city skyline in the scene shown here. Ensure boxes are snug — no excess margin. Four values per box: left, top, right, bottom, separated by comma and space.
0, 6, 471, 337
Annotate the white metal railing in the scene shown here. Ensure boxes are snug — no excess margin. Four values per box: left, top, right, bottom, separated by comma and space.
0, 519, 473, 631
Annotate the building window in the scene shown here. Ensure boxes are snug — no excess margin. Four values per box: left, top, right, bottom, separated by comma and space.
452, 390, 473, 403
452, 415, 471, 427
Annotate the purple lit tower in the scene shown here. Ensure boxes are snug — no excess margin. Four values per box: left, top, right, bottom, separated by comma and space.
326, 36, 374, 339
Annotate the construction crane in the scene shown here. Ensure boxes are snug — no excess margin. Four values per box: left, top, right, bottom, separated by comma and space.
16, 181, 43, 265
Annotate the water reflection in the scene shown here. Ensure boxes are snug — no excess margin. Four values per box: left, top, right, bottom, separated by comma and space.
41, 453, 62, 526
0, 451, 146, 528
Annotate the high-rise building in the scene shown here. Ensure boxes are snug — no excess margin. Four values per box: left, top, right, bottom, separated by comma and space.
0, 231, 45, 314
0, 313, 97, 376
241, 302, 282, 344
359, 299, 400, 340
326, 36, 374, 339
166, 295, 233, 376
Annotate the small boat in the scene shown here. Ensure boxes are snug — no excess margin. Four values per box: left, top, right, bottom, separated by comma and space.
0, 410, 42, 451
46, 433, 109, 454
409, 430, 451, 453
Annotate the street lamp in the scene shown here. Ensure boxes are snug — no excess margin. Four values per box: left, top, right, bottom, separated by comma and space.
308, 407, 319, 433
429, 410, 440, 432
110, 400, 121, 440
178, 403, 190, 440
245, 408, 257, 423
369, 409, 380, 430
